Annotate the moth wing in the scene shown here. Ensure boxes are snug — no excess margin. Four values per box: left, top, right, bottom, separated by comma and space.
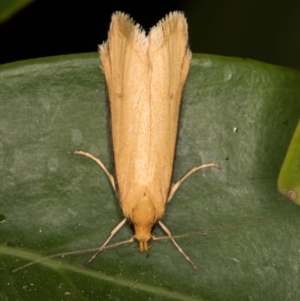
147, 12, 191, 214
99, 13, 152, 208
100, 12, 191, 221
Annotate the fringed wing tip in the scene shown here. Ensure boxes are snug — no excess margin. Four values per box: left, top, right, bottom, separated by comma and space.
151, 11, 188, 34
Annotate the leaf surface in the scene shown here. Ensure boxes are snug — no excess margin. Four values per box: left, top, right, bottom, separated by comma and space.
0, 53, 300, 300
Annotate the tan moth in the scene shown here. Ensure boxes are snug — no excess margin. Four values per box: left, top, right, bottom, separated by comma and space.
73, 11, 218, 269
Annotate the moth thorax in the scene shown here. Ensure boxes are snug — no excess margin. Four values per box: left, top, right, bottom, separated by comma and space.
132, 194, 156, 251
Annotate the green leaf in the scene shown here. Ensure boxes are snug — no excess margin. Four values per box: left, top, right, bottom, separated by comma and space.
0, 0, 34, 23
278, 121, 300, 205
1, 53, 300, 300
278, 120, 300, 204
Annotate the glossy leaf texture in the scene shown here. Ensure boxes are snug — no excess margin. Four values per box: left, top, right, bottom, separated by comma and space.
0, 53, 300, 301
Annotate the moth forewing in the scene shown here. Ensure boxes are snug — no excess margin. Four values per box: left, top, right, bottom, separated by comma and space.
147, 12, 192, 210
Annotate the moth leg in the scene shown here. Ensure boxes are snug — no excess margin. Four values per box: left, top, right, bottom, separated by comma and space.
157, 221, 197, 270
167, 163, 219, 202
73, 150, 116, 192
85, 218, 127, 267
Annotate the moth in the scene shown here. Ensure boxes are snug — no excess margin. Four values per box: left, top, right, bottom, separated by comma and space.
74, 11, 218, 269
12, 13, 285, 274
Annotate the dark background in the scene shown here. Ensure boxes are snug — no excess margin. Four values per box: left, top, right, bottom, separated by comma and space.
1, 0, 300, 69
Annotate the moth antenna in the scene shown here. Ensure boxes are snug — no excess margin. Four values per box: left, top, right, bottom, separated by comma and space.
153, 219, 285, 270
179, 219, 285, 238
12, 237, 136, 273
13, 219, 284, 272
154, 219, 285, 241
13, 248, 96, 273
13, 218, 129, 272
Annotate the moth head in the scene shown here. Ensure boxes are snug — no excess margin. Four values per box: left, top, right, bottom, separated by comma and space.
132, 194, 156, 251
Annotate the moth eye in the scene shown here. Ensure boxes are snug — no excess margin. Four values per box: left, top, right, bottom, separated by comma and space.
130, 223, 135, 233
151, 224, 156, 233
